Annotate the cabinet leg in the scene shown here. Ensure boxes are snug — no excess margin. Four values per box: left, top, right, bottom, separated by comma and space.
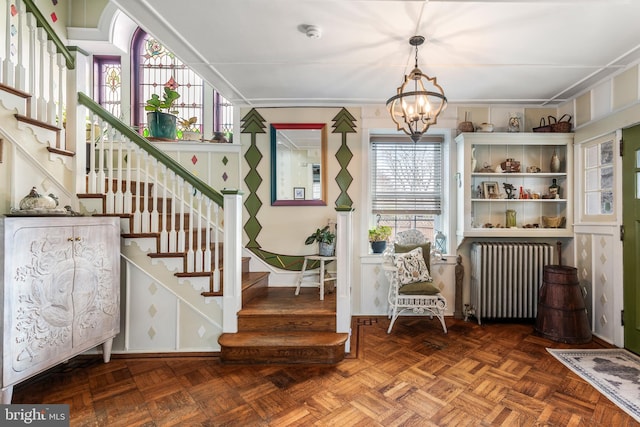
102, 338, 114, 363
1, 385, 13, 404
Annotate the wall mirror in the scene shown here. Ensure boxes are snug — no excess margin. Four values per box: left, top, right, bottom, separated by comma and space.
270, 123, 327, 206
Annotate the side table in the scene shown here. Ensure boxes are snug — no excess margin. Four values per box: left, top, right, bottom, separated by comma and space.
295, 255, 337, 300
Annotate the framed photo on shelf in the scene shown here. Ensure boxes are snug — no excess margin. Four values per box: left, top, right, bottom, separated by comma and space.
293, 187, 305, 200
483, 181, 499, 199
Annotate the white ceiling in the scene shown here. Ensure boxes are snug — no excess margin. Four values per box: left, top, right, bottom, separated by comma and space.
110, 0, 640, 108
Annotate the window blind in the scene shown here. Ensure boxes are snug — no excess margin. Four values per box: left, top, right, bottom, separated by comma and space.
371, 135, 443, 215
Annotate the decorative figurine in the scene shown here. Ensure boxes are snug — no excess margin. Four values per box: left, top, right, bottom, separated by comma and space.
508, 113, 521, 132
503, 183, 516, 199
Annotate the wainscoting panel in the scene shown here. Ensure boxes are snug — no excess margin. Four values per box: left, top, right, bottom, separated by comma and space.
575, 225, 623, 346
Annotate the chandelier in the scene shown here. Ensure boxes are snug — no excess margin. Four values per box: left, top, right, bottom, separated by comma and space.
386, 35, 447, 142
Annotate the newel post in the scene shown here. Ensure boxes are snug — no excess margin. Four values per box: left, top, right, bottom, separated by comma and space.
335, 206, 354, 352
222, 189, 243, 333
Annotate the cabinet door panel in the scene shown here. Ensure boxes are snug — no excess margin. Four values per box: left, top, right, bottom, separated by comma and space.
71, 224, 120, 346
9, 225, 75, 382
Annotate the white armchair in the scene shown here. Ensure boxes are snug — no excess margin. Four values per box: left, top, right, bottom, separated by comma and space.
383, 230, 448, 334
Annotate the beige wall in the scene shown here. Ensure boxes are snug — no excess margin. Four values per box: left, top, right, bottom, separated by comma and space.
67, 0, 109, 28
240, 107, 362, 257
34, 0, 69, 40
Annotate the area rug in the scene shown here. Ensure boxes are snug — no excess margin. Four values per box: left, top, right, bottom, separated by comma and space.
547, 348, 640, 422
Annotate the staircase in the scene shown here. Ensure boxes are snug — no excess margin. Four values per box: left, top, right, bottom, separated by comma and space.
0, 83, 349, 363
219, 284, 349, 364
0, 1, 351, 362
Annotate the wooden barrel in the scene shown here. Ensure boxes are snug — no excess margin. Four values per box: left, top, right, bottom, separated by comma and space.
535, 265, 592, 343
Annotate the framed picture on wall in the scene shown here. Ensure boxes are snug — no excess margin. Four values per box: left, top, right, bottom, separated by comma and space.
483, 181, 499, 199
293, 187, 305, 200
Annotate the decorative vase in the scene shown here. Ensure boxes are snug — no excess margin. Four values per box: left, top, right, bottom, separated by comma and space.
147, 112, 177, 139
371, 241, 387, 254
319, 242, 335, 257
550, 149, 560, 172
506, 209, 517, 228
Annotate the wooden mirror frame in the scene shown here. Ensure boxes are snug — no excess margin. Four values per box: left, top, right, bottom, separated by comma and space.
270, 123, 328, 206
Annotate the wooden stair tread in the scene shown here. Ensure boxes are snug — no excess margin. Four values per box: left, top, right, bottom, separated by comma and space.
218, 331, 348, 347
242, 271, 269, 287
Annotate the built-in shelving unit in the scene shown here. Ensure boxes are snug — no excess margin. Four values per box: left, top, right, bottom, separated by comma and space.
455, 132, 574, 246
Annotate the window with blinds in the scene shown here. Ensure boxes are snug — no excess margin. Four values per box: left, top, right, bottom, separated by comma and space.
371, 135, 443, 215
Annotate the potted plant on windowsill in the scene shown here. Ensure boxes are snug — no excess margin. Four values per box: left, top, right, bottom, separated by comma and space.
178, 116, 201, 141
368, 225, 392, 254
145, 87, 180, 140
305, 225, 336, 257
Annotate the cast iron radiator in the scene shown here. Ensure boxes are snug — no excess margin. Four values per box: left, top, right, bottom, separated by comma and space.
469, 242, 555, 324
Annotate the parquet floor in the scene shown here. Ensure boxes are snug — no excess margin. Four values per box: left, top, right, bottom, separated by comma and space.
12, 315, 637, 426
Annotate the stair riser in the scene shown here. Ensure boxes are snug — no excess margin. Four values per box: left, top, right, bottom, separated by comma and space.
238, 315, 336, 332
241, 274, 269, 306
220, 345, 345, 364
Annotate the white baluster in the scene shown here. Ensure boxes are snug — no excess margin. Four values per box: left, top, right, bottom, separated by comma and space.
160, 164, 168, 252
186, 186, 195, 272
86, 114, 97, 193
114, 132, 124, 213
26, 13, 36, 117
2, 0, 15, 86
47, 40, 56, 126
140, 151, 150, 233
15, 0, 26, 91
56, 52, 65, 147
97, 116, 106, 194
194, 193, 203, 272
177, 177, 186, 252
123, 140, 132, 214
168, 175, 178, 252
132, 147, 142, 233
150, 158, 159, 233
203, 198, 212, 272
36, 26, 47, 122
104, 127, 115, 214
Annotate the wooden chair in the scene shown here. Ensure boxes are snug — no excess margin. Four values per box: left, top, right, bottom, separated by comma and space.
383, 230, 448, 334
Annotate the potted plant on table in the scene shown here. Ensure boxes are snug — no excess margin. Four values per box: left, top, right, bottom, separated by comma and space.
145, 86, 180, 139
368, 225, 392, 254
305, 225, 336, 257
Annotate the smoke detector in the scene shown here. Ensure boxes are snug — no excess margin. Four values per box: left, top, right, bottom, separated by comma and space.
305, 25, 322, 39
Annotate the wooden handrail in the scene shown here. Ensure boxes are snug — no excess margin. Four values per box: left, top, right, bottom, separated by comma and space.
78, 92, 224, 206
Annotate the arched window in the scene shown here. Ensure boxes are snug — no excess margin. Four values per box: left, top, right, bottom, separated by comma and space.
130, 29, 233, 140
132, 29, 203, 138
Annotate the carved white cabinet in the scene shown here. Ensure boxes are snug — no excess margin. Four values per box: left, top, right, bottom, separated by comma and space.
0, 216, 120, 403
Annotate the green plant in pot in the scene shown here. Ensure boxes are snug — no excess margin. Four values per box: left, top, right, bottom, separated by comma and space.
305, 225, 336, 257
145, 86, 180, 139
368, 225, 391, 254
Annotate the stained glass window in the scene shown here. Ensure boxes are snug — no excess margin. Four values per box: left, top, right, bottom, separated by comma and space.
137, 33, 204, 138
94, 57, 121, 119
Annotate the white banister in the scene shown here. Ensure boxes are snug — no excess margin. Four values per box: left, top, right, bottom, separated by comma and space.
336, 208, 354, 352
222, 190, 243, 333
